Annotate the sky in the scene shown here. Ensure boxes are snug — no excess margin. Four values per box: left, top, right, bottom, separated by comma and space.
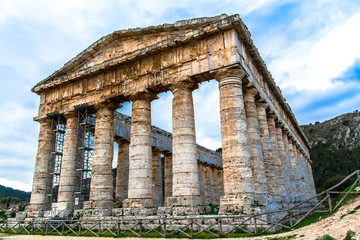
0, 0, 359, 192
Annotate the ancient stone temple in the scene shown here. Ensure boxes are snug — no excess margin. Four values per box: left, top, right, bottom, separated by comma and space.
27, 14, 316, 217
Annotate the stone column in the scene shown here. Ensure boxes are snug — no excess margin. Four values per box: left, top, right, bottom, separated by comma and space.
275, 123, 293, 199
89, 101, 117, 210
305, 158, 317, 198
210, 168, 220, 205
215, 67, 255, 214
243, 85, 268, 205
217, 170, 225, 198
57, 111, 78, 204
164, 154, 172, 203
28, 118, 53, 215
256, 102, 277, 198
124, 92, 157, 208
283, 131, 297, 200
267, 113, 286, 199
204, 166, 213, 204
152, 150, 163, 207
287, 136, 299, 199
167, 81, 201, 207
115, 139, 129, 206
198, 163, 205, 201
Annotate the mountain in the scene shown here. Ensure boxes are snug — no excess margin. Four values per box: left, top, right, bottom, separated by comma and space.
0, 184, 31, 202
301, 111, 360, 192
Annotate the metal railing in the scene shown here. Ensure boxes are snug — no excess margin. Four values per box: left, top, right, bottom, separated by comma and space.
1, 170, 359, 238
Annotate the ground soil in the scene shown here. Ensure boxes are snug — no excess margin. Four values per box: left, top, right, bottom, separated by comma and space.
1, 196, 359, 240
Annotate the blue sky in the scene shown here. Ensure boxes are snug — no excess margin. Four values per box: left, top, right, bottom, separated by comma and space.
0, 0, 359, 191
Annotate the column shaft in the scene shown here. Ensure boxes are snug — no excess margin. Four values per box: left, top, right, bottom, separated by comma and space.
216, 68, 255, 213
275, 124, 292, 198
267, 114, 285, 198
256, 103, 277, 197
29, 118, 53, 213
198, 163, 205, 201
243, 86, 268, 203
115, 140, 129, 206
152, 150, 163, 207
204, 167, 213, 204
89, 102, 116, 209
164, 154, 172, 203
125, 93, 156, 208
168, 81, 201, 206
57, 112, 78, 203
210, 168, 220, 205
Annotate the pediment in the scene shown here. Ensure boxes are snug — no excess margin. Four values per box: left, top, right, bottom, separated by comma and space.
33, 14, 243, 92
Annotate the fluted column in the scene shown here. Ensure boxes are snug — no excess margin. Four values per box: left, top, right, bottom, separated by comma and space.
243, 85, 268, 204
283, 131, 297, 199
288, 137, 299, 199
167, 81, 201, 206
305, 158, 317, 198
115, 139, 129, 206
152, 150, 163, 207
89, 101, 117, 209
164, 154, 172, 204
28, 118, 53, 214
215, 67, 255, 213
267, 113, 285, 199
275, 123, 293, 199
210, 168, 220, 205
204, 166, 213, 204
256, 102, 277, 198
124, 92, 157, 208
57, 111, 78, 203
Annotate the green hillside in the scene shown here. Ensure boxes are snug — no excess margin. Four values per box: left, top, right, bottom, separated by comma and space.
0, 184, 31, 202
301, 112, 360, 192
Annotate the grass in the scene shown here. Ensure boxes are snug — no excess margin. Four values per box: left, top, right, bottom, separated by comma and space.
315, 235, 337, 240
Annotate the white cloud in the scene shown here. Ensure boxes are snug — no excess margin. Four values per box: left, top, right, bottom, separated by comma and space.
268, 11, 360, 91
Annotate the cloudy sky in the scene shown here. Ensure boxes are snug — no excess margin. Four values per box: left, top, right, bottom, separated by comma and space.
1, 0, 359, 192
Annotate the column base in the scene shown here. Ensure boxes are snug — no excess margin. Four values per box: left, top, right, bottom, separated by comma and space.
166, 195, 203, 207
219, 193, 255, 214
25, 205, 46, 218
122, 198, 154, 208
83, 200, 114, 210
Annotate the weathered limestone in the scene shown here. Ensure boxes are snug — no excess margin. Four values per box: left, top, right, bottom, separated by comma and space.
275, 123, 293, 198
256, 102, 277, 198
243, 85, 268, 205
198, 163, 205, 201
203, 166, 213, 204
167, 81, 201, 207
210, 168, 220, 205
216, 67, 255, 213
115, 140, 129, 206
282, 131, 297, 199
152, 150, 163, 207
29, 15, 317, 217
27, 118, 53, 215
89, 101, 117, 210
164, 154, 173, 202
267, 113, 286, 198
57, 112, 78, 203
124, 92, 157, 208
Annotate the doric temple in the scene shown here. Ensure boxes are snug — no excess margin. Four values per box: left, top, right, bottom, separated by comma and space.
27, 14, 316, 217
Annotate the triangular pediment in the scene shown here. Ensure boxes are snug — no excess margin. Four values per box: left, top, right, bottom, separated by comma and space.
33, 14, 243, 92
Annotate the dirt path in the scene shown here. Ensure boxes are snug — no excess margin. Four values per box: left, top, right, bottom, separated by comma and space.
1, 197, 359, 240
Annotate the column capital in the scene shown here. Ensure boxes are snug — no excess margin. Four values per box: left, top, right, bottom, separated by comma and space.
170, 80, 198, 94
63, 111, 78, 119
214, 67, 246, 83
94, 99, 120, 111
256, 101, 268, 110
129, 91, 158, 102
243, 85, 259, 100
36, 117, 52, 125
267, 112, 277, 120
